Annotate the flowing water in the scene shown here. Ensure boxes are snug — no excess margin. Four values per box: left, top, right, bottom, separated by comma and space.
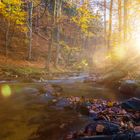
0, 74, 131, 140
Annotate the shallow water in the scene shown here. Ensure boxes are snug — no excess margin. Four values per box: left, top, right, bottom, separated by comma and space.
60, 82, 129, 101
0, 74, 132, 140
0, 89, 86, 140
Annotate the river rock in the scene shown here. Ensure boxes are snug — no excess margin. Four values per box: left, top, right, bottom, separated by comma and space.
52, 84, 63, 92
100, 71, 125, 86
38, 85, 48, 94
121, 97, 140, 111
78, 105, 89, 116
55, 98, 71, 109
21, 87, 39, 94
119, 80, 138, 95
134, 87, 140, 98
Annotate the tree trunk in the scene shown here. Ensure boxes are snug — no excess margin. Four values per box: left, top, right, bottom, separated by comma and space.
53, 0, 57, 23
104, 0, 107, 48
35, 5, 41, 46
118, 0, 122, 43
55, 24, 60, 66
28, 1, 33, 60
108, 0, 113, 49
5, 20, 10, 56
55, 0, 62, 67
46, 31, 53, 71
124, 0, 128, 42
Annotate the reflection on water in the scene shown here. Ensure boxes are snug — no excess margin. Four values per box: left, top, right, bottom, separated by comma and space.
0, 78, 131, 140
0, 90, 84, 140
61, 82, 123, 101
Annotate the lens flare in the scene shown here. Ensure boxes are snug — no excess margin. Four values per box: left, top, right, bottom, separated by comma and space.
1, 85, 11, 97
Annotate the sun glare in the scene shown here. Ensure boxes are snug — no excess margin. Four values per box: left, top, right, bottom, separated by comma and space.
1, 85, 12, 97
113, 47, 126, 60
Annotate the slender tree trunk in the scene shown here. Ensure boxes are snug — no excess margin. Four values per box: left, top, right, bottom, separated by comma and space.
35, 5, 40, 46
124, 0, 128, 42
55, 0, 62, 67
5, 3, 11, 57
118, 0, 122, 43
46, 0, 57, 70
46, 31, 53, 71
108, 0, 113, 49
67, 49, 72, 67
28, 1, 33, 60
53, 0, 57, 23
104, 0, 107, 48
55, 24, 60, 66
5, 20, 10, 56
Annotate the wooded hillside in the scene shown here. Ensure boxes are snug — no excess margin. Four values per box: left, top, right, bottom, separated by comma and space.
0, 0, 140, 75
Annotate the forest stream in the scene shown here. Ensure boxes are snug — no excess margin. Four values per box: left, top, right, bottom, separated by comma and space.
0, 73, 134, 140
